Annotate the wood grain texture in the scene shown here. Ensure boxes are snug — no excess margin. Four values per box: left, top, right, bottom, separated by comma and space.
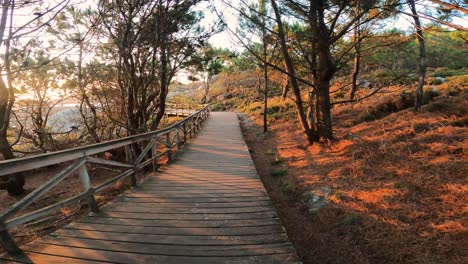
1, 112, 299, 264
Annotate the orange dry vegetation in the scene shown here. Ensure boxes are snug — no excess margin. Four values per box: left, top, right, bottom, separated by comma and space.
241, 92, 467, 264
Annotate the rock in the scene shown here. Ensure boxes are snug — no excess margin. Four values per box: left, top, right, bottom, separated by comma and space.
357, 79, 372, 89
301, 187, 332, 214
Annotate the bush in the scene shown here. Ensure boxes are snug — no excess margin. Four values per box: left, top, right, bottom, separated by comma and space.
437, 75, 468, 96
357, 91, 415, 122
432, 67, 468, 77
271, 169, 288, 177
428, 77, 444, 85
423, 88, 440, 103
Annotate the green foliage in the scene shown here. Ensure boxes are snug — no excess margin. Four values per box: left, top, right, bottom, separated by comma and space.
432, 67, 468, 77
271, 169, 288, 177
282, 180, 296, 193
437, 75, 468, 96
428, 77, 444, 85
342, 215, 361, 225
271, 154, 283, 165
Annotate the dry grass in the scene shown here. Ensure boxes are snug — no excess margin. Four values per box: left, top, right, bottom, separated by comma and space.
241, 90, 467, 263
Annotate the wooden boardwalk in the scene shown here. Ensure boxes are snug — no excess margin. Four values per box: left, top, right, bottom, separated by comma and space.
1, 112, 299, 264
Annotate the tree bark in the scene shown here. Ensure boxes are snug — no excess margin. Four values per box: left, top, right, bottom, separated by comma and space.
310, 0, 336, 140
349, 16, 361, 101
408, 0, 426, 111
261, 0, 268, 133
0, 1, 25, 195
271, 0, 317, 143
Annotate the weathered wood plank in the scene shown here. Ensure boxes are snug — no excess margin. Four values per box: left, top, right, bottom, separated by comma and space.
139, 184, 264, 190
124, 192, 268, 198
114, 196, 272, 203
33, 237, 295, 257
9, 244, 299, 264
82, 211, 278, 220
49, 229, 289, 245
112, 200, 273, 208
1, 253, 109, 264
141, 183, 265, 188
126, 189, 267, 195
77, 217, 282, 228
101, 204, 275, 214
63, 223, 285, 236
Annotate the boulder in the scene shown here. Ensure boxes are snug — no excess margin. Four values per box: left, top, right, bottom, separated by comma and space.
301, 187, 332, 214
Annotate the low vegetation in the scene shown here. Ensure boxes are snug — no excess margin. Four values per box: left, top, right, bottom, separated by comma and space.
235, 75, 467, 263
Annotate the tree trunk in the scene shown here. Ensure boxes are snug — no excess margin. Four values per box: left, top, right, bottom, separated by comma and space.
262, 6, 268, 133
312, 0, 336, 140
408, 0, 426, 111
0, 131, 25, 195
306, 93, 316, 131
271, 0, 317, 144
0, 0, 25, 195
316, 80, 333, 139
349, 17, 361, 101
263, 64, 268, 133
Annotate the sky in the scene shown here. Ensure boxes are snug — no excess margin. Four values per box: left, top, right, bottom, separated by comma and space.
7, 0, 468, 52
203, 0, 468, 50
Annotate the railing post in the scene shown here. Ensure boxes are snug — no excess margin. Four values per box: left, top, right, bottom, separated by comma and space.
183, 122, 187, 144
166, 132, 172, 162
78, 164, 99, 212
189, 119, 193, 138
130, 164, 138, 187
0, 222, 20, 255
151, 139, 157, 173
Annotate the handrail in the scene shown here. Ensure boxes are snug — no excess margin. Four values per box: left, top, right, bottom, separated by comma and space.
0, 104, 210, 254
0, 105, 205, 176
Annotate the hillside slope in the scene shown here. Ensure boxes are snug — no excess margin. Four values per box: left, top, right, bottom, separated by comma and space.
239, 92, 467, 263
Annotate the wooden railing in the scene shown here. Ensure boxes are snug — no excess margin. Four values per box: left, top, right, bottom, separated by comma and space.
165, 103, 204, 117
0, 104, 210, 254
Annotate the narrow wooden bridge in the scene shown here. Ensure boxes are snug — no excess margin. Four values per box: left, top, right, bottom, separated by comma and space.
0, 109, 299, 263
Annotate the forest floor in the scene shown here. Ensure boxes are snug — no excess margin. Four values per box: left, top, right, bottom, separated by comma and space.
239, 92, 467, 264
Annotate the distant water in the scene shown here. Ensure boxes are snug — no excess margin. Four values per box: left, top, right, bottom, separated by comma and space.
48, 106, 82, 133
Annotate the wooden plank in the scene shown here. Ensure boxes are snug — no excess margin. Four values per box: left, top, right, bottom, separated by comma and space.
0, 253, 109, 264
126, 189, 266, 195
114, 196, 271, 203
63, 222, 285, 236
77, 217, 282, 228
15, 244, 299, 264
147, 179, 262, 184
99, 205, 275, 214
111, 200, 273, 208
141, 183, 265, 188
124, 192, 268, 198
135, 183, 264, 189
49, 229, 289, 245
34, 237, 295, 257
82, 211, 277, 220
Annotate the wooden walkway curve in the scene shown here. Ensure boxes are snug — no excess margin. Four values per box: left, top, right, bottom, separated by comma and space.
2, 112, 299, 264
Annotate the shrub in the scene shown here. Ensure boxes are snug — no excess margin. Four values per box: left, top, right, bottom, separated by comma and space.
282, 180, 296, 193
432, 67, 468, 77
271, 155, 283, 165
271, 169, 288, 177
428, 77, 444, 85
